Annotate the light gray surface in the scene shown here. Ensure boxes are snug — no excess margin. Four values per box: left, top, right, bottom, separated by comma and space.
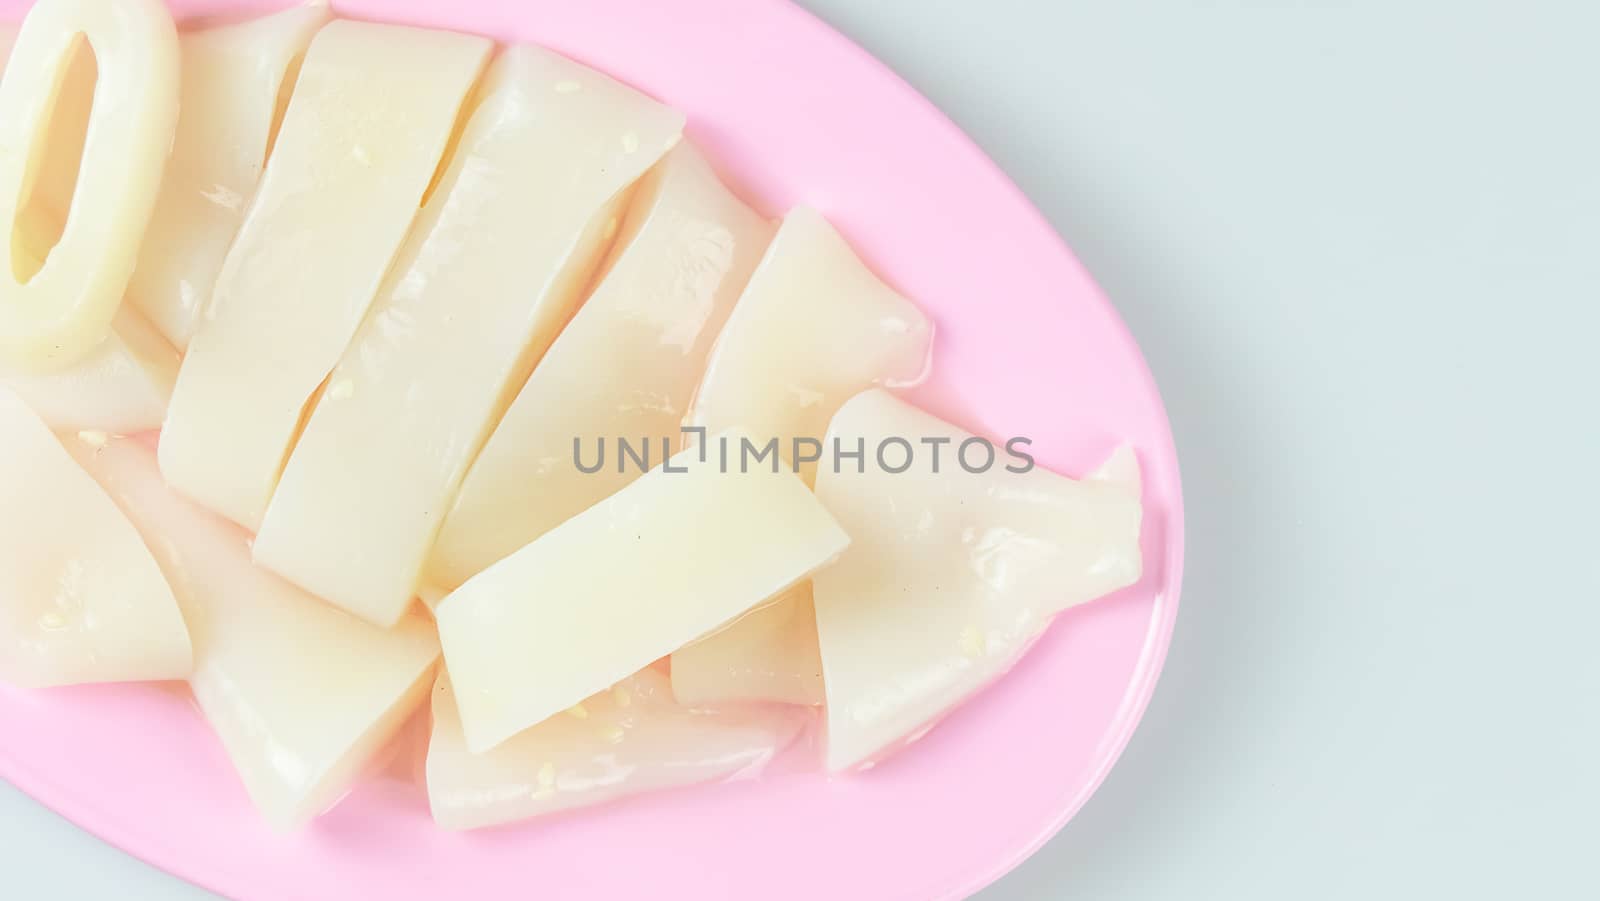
4, 1, 1598, 898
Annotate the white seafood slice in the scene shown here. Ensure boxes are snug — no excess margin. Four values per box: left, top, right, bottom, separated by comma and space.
1, 305, 175, 433
427, 669, 799, 831
684, 205, 933, 483
126, 3, 332, 348
671, 583, 825, 707
0, 63, 178, 434
0, 389, 190, 687
67, 435, 440, 829
4, 13, 93, 241
0, 0, 179, 369
160, 20, 491, 529
668, 207, 932, 704
427, 142, 769, 590
812, 389, 1143, 771
254, 46, 684, 626
436, 435, 849, 753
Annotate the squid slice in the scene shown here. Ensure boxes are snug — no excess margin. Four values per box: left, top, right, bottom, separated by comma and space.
427, 142, 770, 591
125, 3, 332, 348
65, 435, 440, 829
0, 0, 179, 369
0, 53, 177, 433
811, 390, 1143, 771
254, 46, 684, 626
435, 435, 849, 753
1, 305, 175, 433
684, 206, 933, 484
159, 20, 491, 530
427, 669, 800, 831
0, 389, 190, 687
3, 14, 92, 244
671, 582, 825, 707
668, 208, 932, 704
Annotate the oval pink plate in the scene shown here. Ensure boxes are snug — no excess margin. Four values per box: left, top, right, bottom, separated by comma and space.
0, 0, 1184, 898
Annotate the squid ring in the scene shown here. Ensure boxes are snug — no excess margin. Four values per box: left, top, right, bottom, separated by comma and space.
0, 0, 177, 370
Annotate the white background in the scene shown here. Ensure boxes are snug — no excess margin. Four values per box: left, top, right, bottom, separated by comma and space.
4, 1, 1598, 898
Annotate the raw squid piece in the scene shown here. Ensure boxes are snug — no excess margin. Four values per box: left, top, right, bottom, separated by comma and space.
1, 15, 94, 242
255, 45, 684, 626
67, 436, 441, 829
0, 0, 178, 369
684, 205, 933, 482
1, 305, 176, 433
160, 19, 491, 530
670, 207, 932, 703
436, 435, 849, 753
427, 669, 800, 831
126, 3, 332, 348
0, 38, 179, 433
428, 142, 770, 590
0, 389, 191, 687
672, 582, 825, 707
812, 390, 1143, 771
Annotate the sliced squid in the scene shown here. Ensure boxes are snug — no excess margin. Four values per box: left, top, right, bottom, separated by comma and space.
160, 20, 492, 530
3, 13, 93, 241
811, 390, 1143, 771
669, 208, 933, 704
0, 389, 191, 687
427, 668, 800, 831
0, 0, 179, 369
671, 582, 825, 707
254, 46, 684, 626
684, 206, 933, 482
0, 56, 178, 434
125, 3, 332, 348
427, 142, 770, 591
1, 305, 175, 433
435, 435, 849, 753
65, 434, 440, 829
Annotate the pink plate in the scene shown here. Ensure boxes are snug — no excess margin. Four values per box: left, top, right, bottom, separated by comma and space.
0, 0, 1184, 898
